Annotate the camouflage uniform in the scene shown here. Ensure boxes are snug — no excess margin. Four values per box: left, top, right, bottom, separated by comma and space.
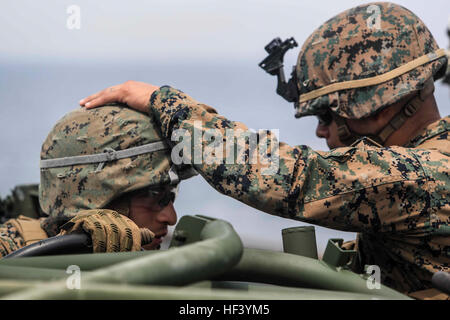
294, 3, 446, 120
0, 106, 193, 257
139, 2, 449, 294
38, 105, 197, 255
38, 105, 193, 239
0, 221, 25, 256
147, 86, 449, 293
0, 216, 48, 257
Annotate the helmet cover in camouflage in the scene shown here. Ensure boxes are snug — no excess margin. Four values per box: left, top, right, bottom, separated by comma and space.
295, 2, 448, 119
39, 106, 180, 221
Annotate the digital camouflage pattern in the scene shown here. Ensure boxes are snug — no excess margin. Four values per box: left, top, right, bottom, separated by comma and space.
39, 106, 175, 235
295, 2, 448, 119
147, 85, 449, 294
0, 221, 25, 257
0, 215, 48, 257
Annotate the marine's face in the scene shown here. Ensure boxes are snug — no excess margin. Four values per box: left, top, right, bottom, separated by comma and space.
128, 188, 177, 250
315, 117, 346, 150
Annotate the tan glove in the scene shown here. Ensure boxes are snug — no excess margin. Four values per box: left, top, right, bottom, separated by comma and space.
59, 209, 154, 252
0, 215, 48, 257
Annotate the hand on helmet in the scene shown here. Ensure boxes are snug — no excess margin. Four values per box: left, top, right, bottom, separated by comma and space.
59, 209, 154, 253
80, 80, 159, 113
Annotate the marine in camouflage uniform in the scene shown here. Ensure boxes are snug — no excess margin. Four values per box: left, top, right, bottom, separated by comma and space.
118, 2, 447, 296
0, 106, 193, 256
147, 91, 448, 295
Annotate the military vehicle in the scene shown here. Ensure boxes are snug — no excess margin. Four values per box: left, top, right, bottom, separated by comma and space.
0, 20, 449, 302
0, 184, 431, 300
0, 184, 44, 223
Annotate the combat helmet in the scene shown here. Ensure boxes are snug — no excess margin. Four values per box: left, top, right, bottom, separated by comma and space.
259, 2, 448, 145
294, 2, 448, 144
39, 105, 196, 232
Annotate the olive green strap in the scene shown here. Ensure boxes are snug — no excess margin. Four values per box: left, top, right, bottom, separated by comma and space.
334, 79, 435, 146
375, 95, 422, 143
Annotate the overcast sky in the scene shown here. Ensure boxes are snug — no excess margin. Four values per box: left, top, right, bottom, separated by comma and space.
1, 0, 449, 63
0, 0, 449, 253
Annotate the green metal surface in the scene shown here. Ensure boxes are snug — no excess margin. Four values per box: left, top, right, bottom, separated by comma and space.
0, 265, 69, 281
1, 281, 398, 300
169, 214, 212, 247
84, 218, 243, 286
0, 251, 158, 270
2, 216, 245, 299
0, 214, 411, 300
322, 239, 357, 268
215, 248, 407, 299
0, 280, 42, 296
282, 226, 318, 259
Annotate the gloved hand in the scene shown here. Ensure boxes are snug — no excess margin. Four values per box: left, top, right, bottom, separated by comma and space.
59, 209, 154, 252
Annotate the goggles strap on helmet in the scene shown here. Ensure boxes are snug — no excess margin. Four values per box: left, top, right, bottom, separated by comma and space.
333, 79, 434, 146
373, 79, 434, 145
40, 141, 169, 169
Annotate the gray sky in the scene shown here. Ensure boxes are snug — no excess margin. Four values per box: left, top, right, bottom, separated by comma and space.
0, 0, 449, 253
1, 0, 449, 63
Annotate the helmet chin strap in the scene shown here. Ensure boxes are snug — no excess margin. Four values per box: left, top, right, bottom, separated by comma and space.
333, 79, 435, 147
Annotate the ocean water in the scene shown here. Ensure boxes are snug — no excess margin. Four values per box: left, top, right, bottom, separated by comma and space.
0, 59, 448, 253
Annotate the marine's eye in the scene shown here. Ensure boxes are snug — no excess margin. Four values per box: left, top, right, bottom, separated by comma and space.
317, 111, 333, 126
157, 191, 175, 208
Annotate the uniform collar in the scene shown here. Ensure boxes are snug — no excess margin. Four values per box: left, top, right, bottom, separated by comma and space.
405, 116, 450, 148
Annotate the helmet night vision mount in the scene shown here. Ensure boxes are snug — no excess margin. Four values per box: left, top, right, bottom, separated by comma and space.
259, 37, 299, 103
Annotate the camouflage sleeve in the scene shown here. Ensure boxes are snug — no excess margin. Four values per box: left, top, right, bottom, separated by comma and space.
0, 221, 25, 257
148, 86, 446, 234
